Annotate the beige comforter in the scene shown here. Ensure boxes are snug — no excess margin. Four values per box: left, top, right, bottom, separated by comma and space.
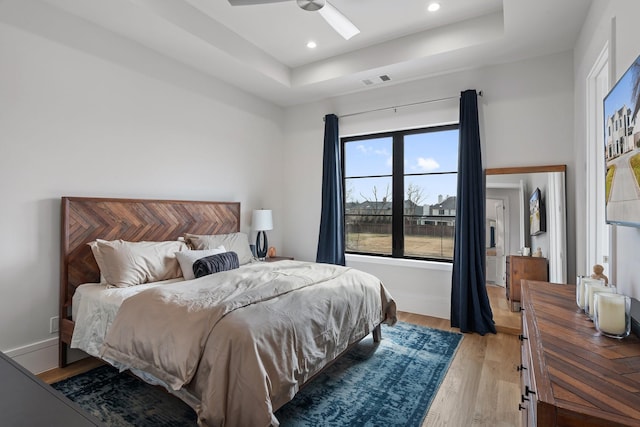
101, 260, 396, 427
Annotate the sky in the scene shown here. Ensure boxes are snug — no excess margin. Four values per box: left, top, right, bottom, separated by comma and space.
344, 128, 458, 207
604, 56, 640, 141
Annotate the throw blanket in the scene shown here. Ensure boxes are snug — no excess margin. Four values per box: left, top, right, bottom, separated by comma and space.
101, 261, 396, 427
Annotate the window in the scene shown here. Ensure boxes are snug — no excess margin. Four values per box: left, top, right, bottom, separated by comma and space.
343, 124, 459, 261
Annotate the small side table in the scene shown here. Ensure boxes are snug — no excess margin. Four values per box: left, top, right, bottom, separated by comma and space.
265, 256, 294, 262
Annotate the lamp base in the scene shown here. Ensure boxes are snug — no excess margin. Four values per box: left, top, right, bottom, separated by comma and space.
256, 231, 268, 260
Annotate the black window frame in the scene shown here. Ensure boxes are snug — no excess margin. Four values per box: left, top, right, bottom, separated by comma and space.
342, 123, 459, 262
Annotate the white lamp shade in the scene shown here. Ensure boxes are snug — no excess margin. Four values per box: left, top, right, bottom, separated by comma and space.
252, 209, 273, 231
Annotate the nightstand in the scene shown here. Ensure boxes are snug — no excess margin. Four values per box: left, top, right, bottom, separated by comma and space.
265, 256, 294, 262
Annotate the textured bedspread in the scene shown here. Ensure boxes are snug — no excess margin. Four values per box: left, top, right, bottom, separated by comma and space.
100, 260, 396, 427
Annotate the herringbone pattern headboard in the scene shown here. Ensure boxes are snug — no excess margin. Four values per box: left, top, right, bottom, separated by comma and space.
59, 196, 240, 315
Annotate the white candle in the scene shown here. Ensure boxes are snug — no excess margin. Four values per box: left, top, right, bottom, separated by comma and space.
585, 281, 610, 317
595, 293, 628, 336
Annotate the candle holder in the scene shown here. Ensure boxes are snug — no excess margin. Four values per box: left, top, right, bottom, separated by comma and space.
593, 293, 631, 339
576, 275, 589, 310
583, 278, 608, 318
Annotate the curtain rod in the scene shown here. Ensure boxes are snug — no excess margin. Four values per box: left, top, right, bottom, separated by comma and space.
329, 90, 483, 120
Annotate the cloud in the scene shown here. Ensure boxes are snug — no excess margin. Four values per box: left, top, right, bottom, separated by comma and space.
416, 157, 440, 171
356, 144, 370, 154
356, 144, 390, 157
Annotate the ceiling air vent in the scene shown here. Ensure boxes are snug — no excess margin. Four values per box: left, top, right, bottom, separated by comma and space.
361, 75, 392, 86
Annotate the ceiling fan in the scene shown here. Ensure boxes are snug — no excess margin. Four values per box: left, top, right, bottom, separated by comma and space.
227, 0, 360, 40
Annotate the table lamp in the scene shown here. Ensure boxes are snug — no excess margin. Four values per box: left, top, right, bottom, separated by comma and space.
252, 209, 273, 260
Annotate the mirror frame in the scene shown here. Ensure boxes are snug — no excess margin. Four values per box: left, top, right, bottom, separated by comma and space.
485, 164, 567, 284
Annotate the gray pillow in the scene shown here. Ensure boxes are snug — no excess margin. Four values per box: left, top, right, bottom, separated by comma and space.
185, 232, 253, 265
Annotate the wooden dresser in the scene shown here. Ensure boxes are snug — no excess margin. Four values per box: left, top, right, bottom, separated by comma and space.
506, 256, 548, 311
519, 280, 640, 426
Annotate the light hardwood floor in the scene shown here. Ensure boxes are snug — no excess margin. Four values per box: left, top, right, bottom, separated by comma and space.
40, 307, 522, 426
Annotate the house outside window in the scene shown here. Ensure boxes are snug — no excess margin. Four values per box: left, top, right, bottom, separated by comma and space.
342, 124, 459, 261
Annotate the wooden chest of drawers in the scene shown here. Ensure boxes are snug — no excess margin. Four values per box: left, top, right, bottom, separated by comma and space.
519, 280, 640, 426
506, 256, 547, 311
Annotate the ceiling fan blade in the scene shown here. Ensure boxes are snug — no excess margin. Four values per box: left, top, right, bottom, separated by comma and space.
228, 0, 290, 6
318, 1, 360, 40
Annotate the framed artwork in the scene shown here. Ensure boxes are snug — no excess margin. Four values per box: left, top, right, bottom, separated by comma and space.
529, 187, 546, 235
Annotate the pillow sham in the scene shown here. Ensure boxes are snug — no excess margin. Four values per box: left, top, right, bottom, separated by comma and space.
193, 251, 239, 279
175, 246, 226, 281
88, 241, 108, 284
185, 232, 253, 265
92, 239, 187, 288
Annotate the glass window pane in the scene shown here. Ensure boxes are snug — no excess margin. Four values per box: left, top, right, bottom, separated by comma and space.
345, 176, 392, 255
404, 130, 458, 174
344, 137, 392, 178
404, 174, 456, 259
345, 177, 393, 204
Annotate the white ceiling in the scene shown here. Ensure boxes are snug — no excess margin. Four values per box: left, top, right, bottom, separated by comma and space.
39, 0, 593, 106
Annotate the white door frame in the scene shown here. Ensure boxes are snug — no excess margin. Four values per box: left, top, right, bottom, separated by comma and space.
585, 43, 611, 278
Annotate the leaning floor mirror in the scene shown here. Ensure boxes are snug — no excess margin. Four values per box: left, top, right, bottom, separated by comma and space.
485, 165, 568, 287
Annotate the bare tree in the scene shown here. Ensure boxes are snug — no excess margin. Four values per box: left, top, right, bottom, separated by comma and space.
406, 183, 426, 216
360, 184, 391, 222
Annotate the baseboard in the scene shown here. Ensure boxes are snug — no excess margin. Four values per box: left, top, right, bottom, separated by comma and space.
3, 337, 58, 374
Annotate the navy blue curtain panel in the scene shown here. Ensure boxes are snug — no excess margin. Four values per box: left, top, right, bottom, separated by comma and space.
316, 114, 346, 266
450, 90, 496, 335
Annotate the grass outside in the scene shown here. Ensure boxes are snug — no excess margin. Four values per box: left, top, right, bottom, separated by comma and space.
605, 165, 615, 203
631, 153, 640, 190
346, 232, 454, 259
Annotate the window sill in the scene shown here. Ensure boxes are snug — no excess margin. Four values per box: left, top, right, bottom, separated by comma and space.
345, 254, 453, 271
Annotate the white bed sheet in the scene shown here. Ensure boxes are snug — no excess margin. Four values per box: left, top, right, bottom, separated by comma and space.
71, 278, 184, 357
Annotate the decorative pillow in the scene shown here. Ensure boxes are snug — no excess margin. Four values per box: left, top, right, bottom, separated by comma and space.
88, 241, 108, 284
93, 239, 187, 288
175, 246, 226, 281
193, 251, 240, 279
185, 232, 253, 265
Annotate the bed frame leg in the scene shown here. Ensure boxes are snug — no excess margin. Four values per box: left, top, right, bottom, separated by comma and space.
373, 324, 382, 343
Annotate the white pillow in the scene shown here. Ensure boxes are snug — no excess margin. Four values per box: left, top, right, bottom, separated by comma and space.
92, 239, 187, 288
175, 246, 227, 281
185, 232, 253, 265
88, 241, 108, 284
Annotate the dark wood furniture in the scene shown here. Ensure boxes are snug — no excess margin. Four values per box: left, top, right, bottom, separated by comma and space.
506, 256, 547, 311
60, 197, 241, 367
0, 351, 103, 426
519, 280, 640, 426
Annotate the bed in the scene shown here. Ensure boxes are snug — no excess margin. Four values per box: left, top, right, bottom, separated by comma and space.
59, 197, 397, 426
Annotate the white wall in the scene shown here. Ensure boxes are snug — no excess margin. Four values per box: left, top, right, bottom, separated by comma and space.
574, 0, 640, 298
283, 51, 576, 320
0, 1, 285, 372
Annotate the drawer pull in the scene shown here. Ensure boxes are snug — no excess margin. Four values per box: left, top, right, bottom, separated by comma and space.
525, 385, 537, 396
519, 334, 528, 341
521, 394, 530, 403
516, 364, 527, 372
518, 404, 526, 411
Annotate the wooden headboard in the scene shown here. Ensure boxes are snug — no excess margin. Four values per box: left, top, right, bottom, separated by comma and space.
59, 196, 241, 366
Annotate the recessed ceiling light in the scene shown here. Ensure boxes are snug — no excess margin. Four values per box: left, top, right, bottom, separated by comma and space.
427, 2, 440, 12
307, 41, 317, 49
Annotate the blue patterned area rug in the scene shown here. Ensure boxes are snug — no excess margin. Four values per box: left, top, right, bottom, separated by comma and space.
52, 322, 462, 427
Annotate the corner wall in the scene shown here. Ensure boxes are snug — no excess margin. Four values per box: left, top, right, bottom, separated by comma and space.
574, 0, 640, 298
